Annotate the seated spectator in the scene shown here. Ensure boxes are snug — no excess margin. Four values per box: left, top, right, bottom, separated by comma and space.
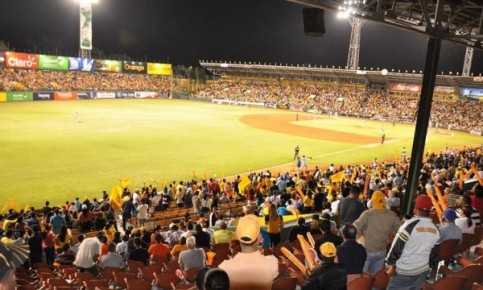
212, 222, 234, 245
116, 234, 129, 258
178, 236, 206, 271
148, 234, 170, 261
455, 206, 476, 234
194, 224, 211, 249
55, 244, 76, 266
439, 208, 462, 242
128, 237, 150, 265
301, 242, 347, 290
336, 224, 367, 284
314, 219, 343, 259
203, 268, 230, 290
287, 217, 309, 243
99, 242, 126, 269
171, 236, 188, 258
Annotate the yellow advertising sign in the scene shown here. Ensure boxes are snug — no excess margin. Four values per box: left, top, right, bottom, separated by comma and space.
147, 63, 172, 76
0, 92, 6, 102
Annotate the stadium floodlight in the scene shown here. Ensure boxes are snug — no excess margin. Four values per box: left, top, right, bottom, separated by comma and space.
73, 0, 99, 58
381, 69, 388, 75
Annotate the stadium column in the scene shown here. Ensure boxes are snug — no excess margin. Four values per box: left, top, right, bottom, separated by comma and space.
402, 36, 442, 216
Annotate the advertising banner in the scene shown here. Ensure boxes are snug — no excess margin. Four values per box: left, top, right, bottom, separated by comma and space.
115, 91, 135, 98
7, 92, 33, 102
38, 55, 68, 71
5, 52, 39, 69
77, 91, 95, 99
134, 91, 158, 99
68, 57, 94, 72
0, 92, 6, 102
33, 92, 54, 101
434, 86, 456, 95
122, 61, 147, 74
147, 63, 172, 76
461, 88, 483, 98
54, 92, 77, 101
79, 3, 92, 50
95, 92, 116, 99
95, 60, 122, 73
389, 83, 421, 93
0, 51, 5, 67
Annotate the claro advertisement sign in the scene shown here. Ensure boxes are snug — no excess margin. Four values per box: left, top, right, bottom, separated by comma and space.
122, 61, 147, 74
5, 52, 39, 69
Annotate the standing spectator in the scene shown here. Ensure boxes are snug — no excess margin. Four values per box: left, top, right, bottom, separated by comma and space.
28, 225, 43, 268
136, 201, 149, 227
336, 185, 365, 225
336, 224, 367, 284
50, 209, 66, 235
42, 224, 56, 269
71, 234, 84, 255
264, 203, 284, 248
74, 232, 102, 277
219, 215, 278, 290
353, 191, 402, 275
121, 197, 135, 231
314, 219, 343, 259
386, 195, 440, 290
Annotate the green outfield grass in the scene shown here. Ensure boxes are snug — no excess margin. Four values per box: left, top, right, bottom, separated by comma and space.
0, 99, 480, 208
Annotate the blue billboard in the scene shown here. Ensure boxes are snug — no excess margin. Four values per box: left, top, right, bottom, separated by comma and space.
68, 57, 94, 72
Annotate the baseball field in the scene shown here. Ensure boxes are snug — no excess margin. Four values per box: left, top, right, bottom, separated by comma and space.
0, 99, 481, 208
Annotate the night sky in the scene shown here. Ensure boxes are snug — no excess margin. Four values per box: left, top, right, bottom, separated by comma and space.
1, 0, 482, 74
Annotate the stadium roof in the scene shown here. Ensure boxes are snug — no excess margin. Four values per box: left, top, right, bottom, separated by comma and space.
199, 61, 483, 88
286, 0, 483, 49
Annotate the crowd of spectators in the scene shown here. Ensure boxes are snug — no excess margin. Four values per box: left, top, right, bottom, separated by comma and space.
0, 144, 482, 289
197, 79, 482, 133
0, 67, 171, 93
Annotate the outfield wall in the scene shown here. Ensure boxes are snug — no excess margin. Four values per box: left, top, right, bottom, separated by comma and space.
0, 91, 168, 102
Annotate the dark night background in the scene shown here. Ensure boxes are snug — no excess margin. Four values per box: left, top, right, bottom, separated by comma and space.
0, 0, 482, 74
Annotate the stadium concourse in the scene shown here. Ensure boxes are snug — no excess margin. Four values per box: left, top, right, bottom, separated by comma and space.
1, 143, 482, 289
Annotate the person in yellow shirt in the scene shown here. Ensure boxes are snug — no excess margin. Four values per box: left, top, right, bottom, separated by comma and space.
303, 191, 314, 213
103, 221, 116, 242
212, 222, 234, 245
171, 236, 188, 258
264, 203, 284, 248
0, 230, 15, 244
54, 225, 71, 252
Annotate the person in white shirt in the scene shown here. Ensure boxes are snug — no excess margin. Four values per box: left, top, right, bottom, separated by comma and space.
455, 206, 476, 234
74, 233, 102, 277
136, 201, 149, 226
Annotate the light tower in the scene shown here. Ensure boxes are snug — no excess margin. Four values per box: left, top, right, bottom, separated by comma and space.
347, 17, 365, 70
338, 1, 366, 70
77, 0, 98, 58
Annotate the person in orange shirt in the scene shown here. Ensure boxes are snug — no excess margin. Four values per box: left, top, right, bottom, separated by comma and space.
98, 235, 109, 261
148, 234, 170, 260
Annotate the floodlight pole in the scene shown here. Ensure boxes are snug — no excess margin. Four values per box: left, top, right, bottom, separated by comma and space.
347, 17, 365, 70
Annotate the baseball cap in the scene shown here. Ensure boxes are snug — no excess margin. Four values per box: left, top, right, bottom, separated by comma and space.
415, 195, 432, 211
371, 191, 386, 210
0, 241, 29, 281
319, 242, 337, 258
235, 214, 260, 245
443, 208, 457, 221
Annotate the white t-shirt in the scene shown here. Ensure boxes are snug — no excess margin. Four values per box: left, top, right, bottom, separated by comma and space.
137, 204, 149, 219
74, 237, 101, 268
455, 217, 475, 234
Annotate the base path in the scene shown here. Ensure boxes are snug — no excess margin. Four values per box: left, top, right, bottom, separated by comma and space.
240, 113, 384, 144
